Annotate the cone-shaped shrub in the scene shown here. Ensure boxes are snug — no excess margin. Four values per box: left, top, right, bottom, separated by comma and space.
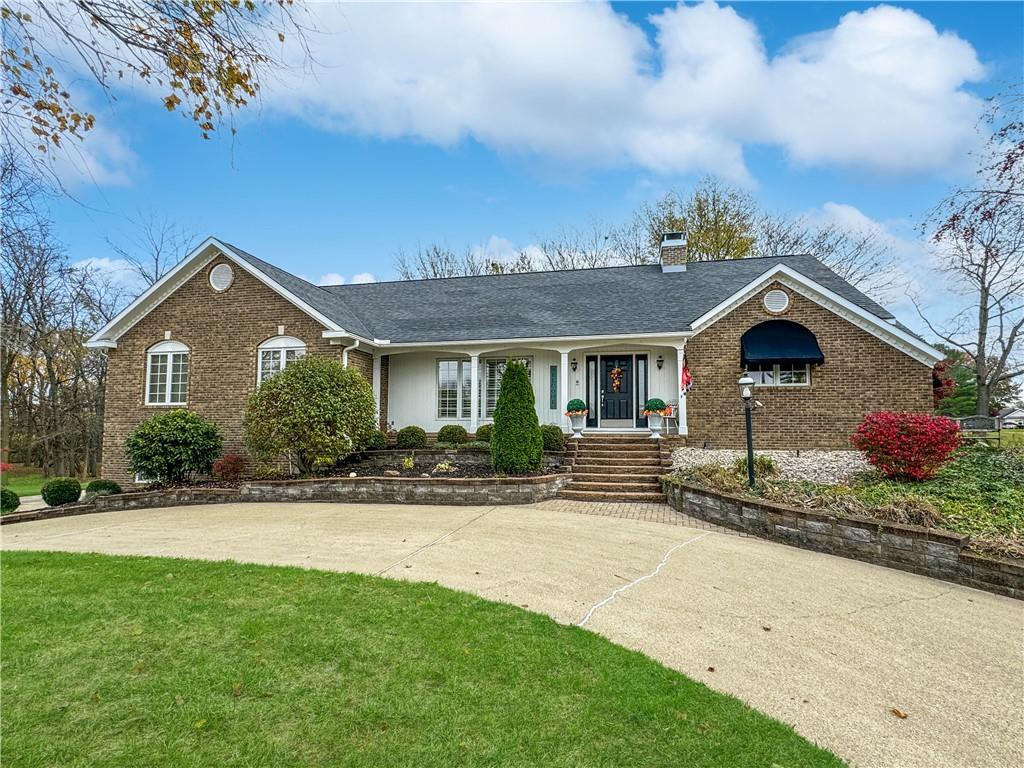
491, 360, 543, 474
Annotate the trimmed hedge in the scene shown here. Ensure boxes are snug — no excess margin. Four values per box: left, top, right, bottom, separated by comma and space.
437, 425, 469, 445
1, 488, 19, 514
126, 409, 223, 484
541, 424, 565, 452
41, 477, 82, 506
492, 360, 543, 474
396, 426, 428, 449
474, 424, 492, 442
364, 430, 389, 451
85, 479, 123, 497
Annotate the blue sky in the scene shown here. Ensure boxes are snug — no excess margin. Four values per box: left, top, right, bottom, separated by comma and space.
46, 1, 1023, 329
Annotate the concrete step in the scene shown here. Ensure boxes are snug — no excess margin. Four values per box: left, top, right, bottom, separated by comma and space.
570, 456, 662, 467
570, 472, 663, 483
566, 480, 662, 492
557, 489, 667, 502
573, 449, 661, 459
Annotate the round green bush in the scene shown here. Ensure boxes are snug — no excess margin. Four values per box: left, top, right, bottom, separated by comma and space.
245, 356, 376, 474
126, 409, 223, 484
364, 430, 389, 451
644, 398, 667, 413
565, 398, 587, 413
41, 477, 82, 506
474, 424, 492, 442
1, 488, 20, 514
396, 426, 428, 449
492, 361, 543, 474
85, 479, 123, 497
437, 425, 469, 445
541, 424, 565, 452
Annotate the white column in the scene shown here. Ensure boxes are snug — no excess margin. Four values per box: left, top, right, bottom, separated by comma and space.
676, 342, 688, 436
469, 354, 480, 434
560, 351, 570, 433
371, 354, 382, 428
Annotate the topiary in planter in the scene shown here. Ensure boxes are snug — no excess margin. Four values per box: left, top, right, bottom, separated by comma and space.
437, 425, 469, 445
1, 487, 20, 514
41, 477, 82, 506
127, 409, 223, 484
85, 479, 123, 497
364, 429, 389, 451
643, 398, 667, 414
492, 360, 543, 474
396, 426, 428, 449
565, 398, 587, 414
541, 424, 565, 452
474, 424, 492, 442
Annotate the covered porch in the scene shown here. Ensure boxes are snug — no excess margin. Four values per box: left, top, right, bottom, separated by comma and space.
373, 336, 692, 436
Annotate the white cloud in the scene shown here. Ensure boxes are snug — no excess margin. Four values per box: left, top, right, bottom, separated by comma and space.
318, 273, 346, 286
350, 272, 376, 284
264, 1, 985, 182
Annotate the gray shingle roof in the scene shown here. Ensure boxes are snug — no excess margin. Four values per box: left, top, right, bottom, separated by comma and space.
225, 244, 896, 344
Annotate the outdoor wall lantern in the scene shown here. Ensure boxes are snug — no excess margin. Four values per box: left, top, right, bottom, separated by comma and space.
571, 357, 578, 372
656, 354, 664, 370
738, 374, 756, 488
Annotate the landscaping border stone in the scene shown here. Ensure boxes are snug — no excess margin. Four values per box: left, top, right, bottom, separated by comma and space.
662, 479, 1022, 600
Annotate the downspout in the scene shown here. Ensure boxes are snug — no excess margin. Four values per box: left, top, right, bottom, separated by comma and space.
341, 339, 360, 368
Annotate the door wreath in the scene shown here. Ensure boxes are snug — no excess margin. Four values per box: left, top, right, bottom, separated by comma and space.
610, 366, 624, 392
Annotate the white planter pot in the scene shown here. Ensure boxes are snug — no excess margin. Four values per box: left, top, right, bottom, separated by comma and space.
568, 412, 587, 439
647, 412, 664, 439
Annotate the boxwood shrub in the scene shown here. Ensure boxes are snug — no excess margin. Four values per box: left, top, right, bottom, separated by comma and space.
541, 424, 565, 452
474, 424, 492, 442
85, 479, 123, 497
1, 487, 19, 515
437, 425, 469, 444
41, 477, 82, 506
364, 429, 389, 451
396, 425, 428, 449
126, 409, 223, 484
492, 360, 543, 474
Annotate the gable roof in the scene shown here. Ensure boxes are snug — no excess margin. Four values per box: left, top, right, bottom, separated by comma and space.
86, 236, 941, 365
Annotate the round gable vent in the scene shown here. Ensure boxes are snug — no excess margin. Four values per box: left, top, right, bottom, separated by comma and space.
763, 289, 790, 313
209, 263, 234, 292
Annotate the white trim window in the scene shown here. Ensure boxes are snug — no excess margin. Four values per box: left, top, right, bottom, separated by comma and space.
258, 336, 306, 384
437, 359, 472, 420
484, 357, 532, 418
146, 340, 190, 405
745, 362, 810, 387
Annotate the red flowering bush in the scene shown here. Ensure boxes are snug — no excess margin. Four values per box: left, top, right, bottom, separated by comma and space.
851, 412, 962, 481
212, 454, 247, 482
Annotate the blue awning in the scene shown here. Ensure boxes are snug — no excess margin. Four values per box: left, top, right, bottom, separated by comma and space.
741, 320, 824, 366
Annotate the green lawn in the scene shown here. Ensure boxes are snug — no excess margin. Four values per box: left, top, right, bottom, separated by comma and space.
0, 471, 48, 497
1, 552, 844, 768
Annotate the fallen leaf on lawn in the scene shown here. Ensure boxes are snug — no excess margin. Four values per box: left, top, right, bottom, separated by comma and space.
175, 694, 185, 706
194, 719, 207, 729
520, 604, 529, 608
231, 682, 244, 698
889, 708, 909, 719
89, 692, 101, 703
706, 666, 715, 672
131, 661, 145, 674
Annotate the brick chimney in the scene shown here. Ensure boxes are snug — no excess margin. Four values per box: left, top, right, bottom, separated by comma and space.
660, 231, 687, 272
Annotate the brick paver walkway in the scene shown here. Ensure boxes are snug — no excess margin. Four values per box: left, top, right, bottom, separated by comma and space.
533, 498, 735, 534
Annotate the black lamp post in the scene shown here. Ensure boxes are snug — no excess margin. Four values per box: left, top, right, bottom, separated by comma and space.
738, 374, 755, 488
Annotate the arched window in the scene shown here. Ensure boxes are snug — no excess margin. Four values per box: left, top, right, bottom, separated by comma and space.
146, 340, 190, 405
740, 320, 823, 387
257, 336, 306, 383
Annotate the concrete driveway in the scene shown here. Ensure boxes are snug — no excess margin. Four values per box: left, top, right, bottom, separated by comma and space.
2, 501, 1021, 768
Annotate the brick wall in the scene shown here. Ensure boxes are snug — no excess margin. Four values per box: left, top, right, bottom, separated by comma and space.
101, 257, 375, 484
685, 282, 933, 449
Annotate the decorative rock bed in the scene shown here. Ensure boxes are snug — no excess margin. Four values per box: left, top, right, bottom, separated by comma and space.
662, 479, 1023, 600
671, 448, 869, 484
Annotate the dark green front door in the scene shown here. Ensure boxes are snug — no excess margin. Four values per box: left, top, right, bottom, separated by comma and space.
600, 356, 632, 421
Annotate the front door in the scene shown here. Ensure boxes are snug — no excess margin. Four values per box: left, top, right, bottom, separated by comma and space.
600, 356, 633, 422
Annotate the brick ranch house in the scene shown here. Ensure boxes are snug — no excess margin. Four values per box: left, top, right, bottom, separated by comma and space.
86, 234, 941, 485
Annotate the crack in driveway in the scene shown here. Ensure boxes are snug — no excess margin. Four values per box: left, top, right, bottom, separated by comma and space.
377, 506, 497, 576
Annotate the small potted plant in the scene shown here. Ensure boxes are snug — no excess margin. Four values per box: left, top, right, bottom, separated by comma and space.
642, 398, 669, 439
565, 399, 588, 439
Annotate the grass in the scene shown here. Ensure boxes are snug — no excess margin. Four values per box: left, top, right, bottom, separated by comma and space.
1, 469, 48, 497
0, 551, 844, 768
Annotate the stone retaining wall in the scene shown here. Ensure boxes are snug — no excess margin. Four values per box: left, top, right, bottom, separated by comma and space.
663, 479, 1022, 600
354, 449, 564, 469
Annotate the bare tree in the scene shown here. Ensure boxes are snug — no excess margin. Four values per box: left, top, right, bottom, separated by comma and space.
395, 245, 487, 280
107, 214, 197, 287
535, 222, 615, 271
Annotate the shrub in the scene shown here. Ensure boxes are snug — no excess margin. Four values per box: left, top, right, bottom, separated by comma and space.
565, 398, 587, 414
492, 360, 543, 474
212, 454, 247, 482
41, 477, 82, 506
643, 398, 667, 415
401, 455, 415, 471
541, 424, 565, 452
474, 424, 492, 442
437, 425, 469, 445
126, 409, 223, 484
364, 430, 389, 451
1, 488, 19, 515
85, 479, 123, 497
396, 426, 428, 449
851, 411, 962, 481
245, 356, 376, 474
733, 455, 778, 479
432, 460, 455, 474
